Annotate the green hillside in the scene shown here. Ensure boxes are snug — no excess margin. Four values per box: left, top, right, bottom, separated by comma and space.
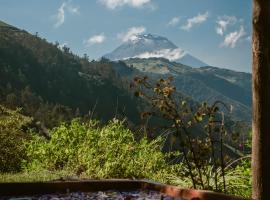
0, 21, 141, 127
123, 58, 252, 121
0, 20, 12, 27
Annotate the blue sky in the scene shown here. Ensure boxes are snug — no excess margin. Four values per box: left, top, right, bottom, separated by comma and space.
0, 0, 252, 72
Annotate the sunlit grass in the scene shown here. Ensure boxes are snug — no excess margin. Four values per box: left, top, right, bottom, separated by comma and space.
0, 170, 72, 183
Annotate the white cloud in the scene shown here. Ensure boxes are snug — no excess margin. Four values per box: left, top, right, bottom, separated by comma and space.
215, 16, 237, 36
168, 17, 180, 27
54, 3, 66, 28
54, 1, 80, 28
221, 25, 246, 48
67, 5, 80, 14
118, 26, 146, 42
84, 33, 106, 46
181, 11, 209, 31
99, 0, 151, 9
134, 48, 186, 61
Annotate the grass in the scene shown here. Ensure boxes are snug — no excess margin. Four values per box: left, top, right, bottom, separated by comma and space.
0, 170, 73, 182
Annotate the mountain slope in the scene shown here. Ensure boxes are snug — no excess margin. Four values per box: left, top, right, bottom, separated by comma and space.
178, 53, 209, 68
0, 21, 141, 126
104, 34, 208, 68
122, 58, 252, 121
0, 20, 251, 124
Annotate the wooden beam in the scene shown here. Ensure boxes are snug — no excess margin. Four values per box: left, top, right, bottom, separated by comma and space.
252, 0, 270, 199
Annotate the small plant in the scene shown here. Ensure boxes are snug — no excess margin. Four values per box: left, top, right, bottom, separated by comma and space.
132, 76, 243, 192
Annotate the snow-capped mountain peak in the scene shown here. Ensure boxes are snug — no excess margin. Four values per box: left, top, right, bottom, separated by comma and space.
104, 34, 208, 67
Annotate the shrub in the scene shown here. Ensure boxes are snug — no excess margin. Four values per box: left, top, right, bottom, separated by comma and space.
0, 105, 32, 172
23, 119, 171, 179
131, 76, 252, 196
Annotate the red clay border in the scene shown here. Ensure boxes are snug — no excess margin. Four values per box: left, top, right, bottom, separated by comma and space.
0, 179, 250, 200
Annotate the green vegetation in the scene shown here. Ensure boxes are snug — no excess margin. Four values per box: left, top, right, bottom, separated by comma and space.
0, 105, 32, 172
0, 20, 12, 27
23, 119, 172, 180
132, 76, 251, 195
0, 22, 141, 128
0, 170, 70, 183
0, 21, 252, 199
0, 104, 251, 198
124, 57, 252, 122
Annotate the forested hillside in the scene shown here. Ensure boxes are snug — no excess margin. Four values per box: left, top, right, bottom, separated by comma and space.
0, 20, 251, 147
0, 20, 141, 128
123, 58, 252, 121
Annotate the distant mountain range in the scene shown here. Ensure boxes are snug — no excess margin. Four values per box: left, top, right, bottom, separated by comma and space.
104, 33, 251, 121
120, 57, 252, 121
104, 34, 208, 68
0, 20, 251, 125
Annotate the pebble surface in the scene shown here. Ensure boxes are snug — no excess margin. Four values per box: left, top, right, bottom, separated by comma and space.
6, 190, 181, 200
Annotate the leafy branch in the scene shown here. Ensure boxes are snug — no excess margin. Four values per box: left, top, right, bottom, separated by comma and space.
132, 76, 234, 191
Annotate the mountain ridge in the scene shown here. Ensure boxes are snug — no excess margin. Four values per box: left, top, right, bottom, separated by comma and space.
0, 20, 251, 124
104, 33, 208, 68
0, 20, 142, 127
121, 57, 252, 121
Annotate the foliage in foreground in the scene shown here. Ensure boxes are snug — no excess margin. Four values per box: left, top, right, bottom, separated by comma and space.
22, 118, 251, 198
0, 170, 71, 183
0, 105, 32, 172
23, 119, 173, 180
167, 158, 251, 198
131, 76, 252, 197
132, 76, 230, 190
0, 104, 251, 198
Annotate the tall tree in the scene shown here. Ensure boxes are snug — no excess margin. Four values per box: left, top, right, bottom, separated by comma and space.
252, 0, 270, 199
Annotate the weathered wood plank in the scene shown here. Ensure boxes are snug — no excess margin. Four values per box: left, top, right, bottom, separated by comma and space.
252, 0, 270, 199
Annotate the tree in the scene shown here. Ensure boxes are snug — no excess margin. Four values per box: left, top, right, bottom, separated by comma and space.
83, 53, 89, 61
62, 45, 70, 54
54, 41, 59, 48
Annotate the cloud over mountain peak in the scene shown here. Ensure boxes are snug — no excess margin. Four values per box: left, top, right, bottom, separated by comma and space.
104, 33, 208, 67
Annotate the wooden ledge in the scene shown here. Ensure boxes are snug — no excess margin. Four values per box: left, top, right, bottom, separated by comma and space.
0, 179, 249, 200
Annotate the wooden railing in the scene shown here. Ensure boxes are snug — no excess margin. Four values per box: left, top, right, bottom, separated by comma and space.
0, 179, 249, 200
